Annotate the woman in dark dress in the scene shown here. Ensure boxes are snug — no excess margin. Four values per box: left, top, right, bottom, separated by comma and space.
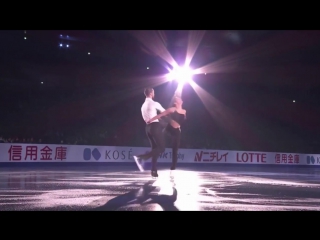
147, 95, 186, 174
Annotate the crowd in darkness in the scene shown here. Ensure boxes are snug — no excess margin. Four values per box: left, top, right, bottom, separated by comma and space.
0, 112, 215, 149
1, 77, 319, 154
0, 82, 217, 150
2, 30, 320, 156
0, 119, 214, 149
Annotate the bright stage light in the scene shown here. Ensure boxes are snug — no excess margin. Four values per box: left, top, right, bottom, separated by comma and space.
167, 65, 194, 84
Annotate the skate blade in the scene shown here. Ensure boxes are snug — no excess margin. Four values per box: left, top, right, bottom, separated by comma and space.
134, 156, 144, 172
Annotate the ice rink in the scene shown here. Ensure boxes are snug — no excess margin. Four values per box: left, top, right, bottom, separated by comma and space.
1, 163, 320, 211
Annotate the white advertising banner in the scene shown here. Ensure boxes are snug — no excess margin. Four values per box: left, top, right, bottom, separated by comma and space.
0, 143, 319, 166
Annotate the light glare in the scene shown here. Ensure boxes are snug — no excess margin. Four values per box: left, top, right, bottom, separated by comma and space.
167, 65, 193, 84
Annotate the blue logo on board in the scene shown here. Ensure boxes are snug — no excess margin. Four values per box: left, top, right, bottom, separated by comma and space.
306, 156, 315, 164
83, 148, 101, 160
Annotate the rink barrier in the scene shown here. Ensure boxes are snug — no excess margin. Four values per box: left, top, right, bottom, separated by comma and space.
0, 143, 319, 166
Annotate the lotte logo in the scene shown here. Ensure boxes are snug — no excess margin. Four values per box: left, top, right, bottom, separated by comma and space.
83, 148, 101, 161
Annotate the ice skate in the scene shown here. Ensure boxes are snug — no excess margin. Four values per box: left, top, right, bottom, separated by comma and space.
151, 170, 158, 179
170, 168, 175, 180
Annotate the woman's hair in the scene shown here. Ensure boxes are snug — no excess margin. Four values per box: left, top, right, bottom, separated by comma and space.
170, 95, 182, 107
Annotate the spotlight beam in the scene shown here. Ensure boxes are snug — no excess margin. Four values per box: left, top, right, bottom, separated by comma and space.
192, 30, 320, 76
188, 80, 263, 149
185, 30, 206, 67
130, 30, 179, 70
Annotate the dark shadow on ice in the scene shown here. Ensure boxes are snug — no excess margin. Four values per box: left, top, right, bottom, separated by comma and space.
92, 180, 178, 211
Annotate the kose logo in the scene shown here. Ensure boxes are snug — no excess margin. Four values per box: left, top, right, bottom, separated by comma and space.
83, 148, 101, 160
307, 156, 315, 164
306, 156, 320, 164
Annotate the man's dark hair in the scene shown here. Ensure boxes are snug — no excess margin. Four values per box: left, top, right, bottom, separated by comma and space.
144, 87, 153, 97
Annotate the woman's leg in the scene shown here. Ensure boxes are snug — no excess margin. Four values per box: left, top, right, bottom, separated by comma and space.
171, 127, 181, 170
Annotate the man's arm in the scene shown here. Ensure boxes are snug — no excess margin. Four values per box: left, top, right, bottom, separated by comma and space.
147, 107, 175, 123
155, 102, 165, 113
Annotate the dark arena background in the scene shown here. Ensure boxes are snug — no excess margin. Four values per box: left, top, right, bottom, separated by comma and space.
1, 30, 320, 211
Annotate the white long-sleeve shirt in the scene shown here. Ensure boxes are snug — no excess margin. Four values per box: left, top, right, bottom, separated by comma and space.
141, 98, 165, 124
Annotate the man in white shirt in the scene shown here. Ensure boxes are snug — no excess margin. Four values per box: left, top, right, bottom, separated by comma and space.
133, 87, 166, 178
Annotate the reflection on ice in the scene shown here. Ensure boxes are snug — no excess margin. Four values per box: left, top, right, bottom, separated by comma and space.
0, 165, 320, 210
